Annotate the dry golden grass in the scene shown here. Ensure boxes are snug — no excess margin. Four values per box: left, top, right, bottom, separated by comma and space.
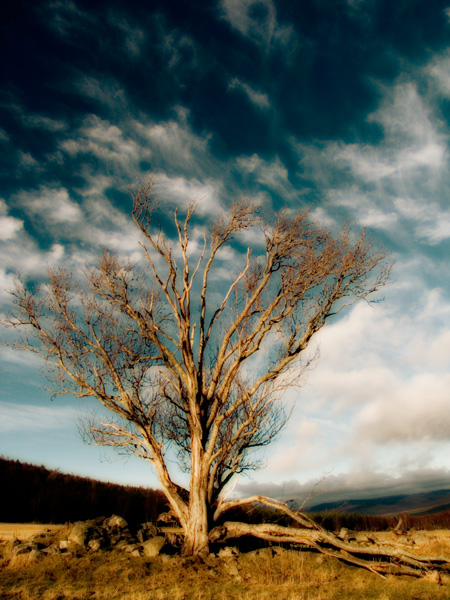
0, 523, 63, 541
1, 529, 450, 600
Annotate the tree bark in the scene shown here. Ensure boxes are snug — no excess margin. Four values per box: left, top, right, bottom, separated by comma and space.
182, 437, 210, 558
208, 518, 450, 577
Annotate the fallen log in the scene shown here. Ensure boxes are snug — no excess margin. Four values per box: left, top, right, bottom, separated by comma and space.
210, 495, 450, 577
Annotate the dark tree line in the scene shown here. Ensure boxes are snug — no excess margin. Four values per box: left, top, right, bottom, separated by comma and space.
0, 457, 167, 526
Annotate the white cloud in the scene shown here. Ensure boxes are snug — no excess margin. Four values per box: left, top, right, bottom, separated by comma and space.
21, 114, 66, 131
0, 401, 75, 433
75, 76, 128, 112
228, 78, 271, 110
135, 110, 211, 174
236, 154, 295, 200
310, 82, 446, 185
249, 280, 450, 486
428, 52, 450, 96
394, 196, 450, 244
329, 188, 398, 231
294, 77, 450, 249
61, 115, 141, 166
352, 375, 450, 445
0, 200, 23, 240
154, 174, 223, 217
219, 0, 294, 49
18, 188, 83, 225
19, 152, 39, 169
108, 14, 146, 58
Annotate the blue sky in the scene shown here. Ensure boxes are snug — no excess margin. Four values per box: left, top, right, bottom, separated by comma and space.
2, 0, 450, 503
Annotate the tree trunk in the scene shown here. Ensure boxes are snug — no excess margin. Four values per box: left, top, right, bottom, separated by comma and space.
182, 435, 210, 558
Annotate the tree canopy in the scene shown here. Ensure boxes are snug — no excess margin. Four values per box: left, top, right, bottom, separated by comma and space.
7, 184, 391, 559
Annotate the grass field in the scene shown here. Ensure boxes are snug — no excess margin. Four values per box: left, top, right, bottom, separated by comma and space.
0, 523, 63, 541
1, 524, 450, 600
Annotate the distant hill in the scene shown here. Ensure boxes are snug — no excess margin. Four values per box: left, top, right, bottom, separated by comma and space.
307, 488, 450, 516
0, 457, 167, 525
3, 456, 450, 531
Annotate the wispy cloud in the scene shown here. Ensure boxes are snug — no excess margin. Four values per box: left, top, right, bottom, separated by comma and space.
134, 109, 212, 175
228, 78, 271, 110
219, 0, 294, 49
153, 174, 223, 217
60, 115, 141, 166
0, 200, 23, 240
18, 188, 83, 225
0, 401, 75, 433
41, 0, 96, 39
334, 83, 446, 181
108, 13, 146, 58
236, 154, 295, 201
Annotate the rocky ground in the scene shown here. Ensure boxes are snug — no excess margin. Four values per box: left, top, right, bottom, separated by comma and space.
1, 515, 180, 561
1, 518, 450, 600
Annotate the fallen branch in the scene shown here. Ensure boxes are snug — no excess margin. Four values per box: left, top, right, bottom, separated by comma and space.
210, 497, 450, 577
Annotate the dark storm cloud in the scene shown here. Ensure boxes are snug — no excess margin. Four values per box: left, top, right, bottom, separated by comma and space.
236, 467, 450, 505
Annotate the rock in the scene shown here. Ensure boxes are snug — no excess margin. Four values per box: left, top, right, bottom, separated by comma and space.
88, 539, 102, 552
203, 554, 218, 568
355, 532, 373, 544
41, 544, 61, 555
12, 542, 38, 556
68, 522, 89, 546
59, 540, 81, 554
103, 515, 128, 530
137, 522, 158, 542
157, 510, 177, 524
218, 546, 239, 558
222, 559, 242, 582
338, 527, 349, 540
141, 536, 165, 557
30, 531, 55, 546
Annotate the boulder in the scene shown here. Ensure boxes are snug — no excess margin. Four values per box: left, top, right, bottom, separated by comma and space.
141, 536, 165, 557
218, 546, 239, 558
68, 522, 89, 546
88, 538, 102, 552
137, 522, 158, 542
103, 515, 128, 530
59, 539, 82, 554
12, 542, 39, 556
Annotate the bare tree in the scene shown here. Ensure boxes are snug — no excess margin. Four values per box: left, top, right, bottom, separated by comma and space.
7, 183, 391, 560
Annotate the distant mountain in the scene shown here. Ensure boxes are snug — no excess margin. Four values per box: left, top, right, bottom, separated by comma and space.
307, 488, 450, 516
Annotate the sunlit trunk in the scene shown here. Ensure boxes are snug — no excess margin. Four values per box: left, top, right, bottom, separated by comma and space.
181, 435, 210, 558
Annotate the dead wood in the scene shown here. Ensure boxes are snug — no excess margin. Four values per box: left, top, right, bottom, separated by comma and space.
210, 496, 450, 577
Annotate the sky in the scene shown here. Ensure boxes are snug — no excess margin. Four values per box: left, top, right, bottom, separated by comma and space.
1, 0, 450, 505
